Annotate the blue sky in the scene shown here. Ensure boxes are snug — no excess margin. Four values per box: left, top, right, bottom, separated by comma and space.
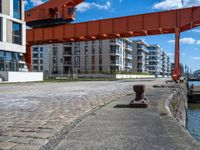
25, 0, 200, 71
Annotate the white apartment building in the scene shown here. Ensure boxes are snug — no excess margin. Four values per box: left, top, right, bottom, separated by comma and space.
0, 0, 26, 72
166, 56, 171, 76
161, 51, 168, 77
32, 39, 133, 76
148, 44, 162, 76
132, 40, 149, 73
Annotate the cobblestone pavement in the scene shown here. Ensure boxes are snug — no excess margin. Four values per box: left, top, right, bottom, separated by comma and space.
0, 79, 158, 150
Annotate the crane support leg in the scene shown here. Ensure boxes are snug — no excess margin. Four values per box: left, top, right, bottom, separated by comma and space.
172, 28, 181, 81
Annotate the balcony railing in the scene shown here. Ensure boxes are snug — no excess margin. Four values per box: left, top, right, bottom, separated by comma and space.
110, 60, 120, 65
126, 63, 132, 67
126, 54, 132, 59
110, 50, 121, 55
63, 52, 72, 55
138, 45, 148, 52
63, 61, 72, 65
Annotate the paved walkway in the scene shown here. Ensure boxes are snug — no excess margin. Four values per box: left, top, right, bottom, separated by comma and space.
0, 79, 156, 150
54, 82, 200, 150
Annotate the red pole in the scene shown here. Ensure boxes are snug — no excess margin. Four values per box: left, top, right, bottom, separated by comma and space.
172, 28, 181, 81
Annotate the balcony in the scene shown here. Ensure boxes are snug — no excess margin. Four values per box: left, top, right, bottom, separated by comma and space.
125, 45, 132, 51
110, 40, 122, 45
138, 59, 145, 63
63, 61, 72, 66
138, 45, 149, 53
126, 54, 132, 59
110, 60, 120, 65
63, 51, 72, 56
126, 63, 132, 67
110, 50, 121, 55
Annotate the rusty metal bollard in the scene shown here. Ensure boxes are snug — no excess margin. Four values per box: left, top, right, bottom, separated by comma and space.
130, 85, 149, 108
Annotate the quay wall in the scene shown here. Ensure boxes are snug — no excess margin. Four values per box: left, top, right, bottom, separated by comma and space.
159, 83, 188, 127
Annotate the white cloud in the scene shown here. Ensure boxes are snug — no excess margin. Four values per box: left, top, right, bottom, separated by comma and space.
167, 53, 173, 56
153, 0, 200, 10
192, 29, 200, 33
192, 56, 200, 60
76, 1, 111, 13
168, 37, 200, 44
30, 0, 46, 6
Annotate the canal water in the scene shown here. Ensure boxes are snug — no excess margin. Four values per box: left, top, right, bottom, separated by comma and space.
187, 81, 200, 142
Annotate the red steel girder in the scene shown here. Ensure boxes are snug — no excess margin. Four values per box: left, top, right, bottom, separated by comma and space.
27, 6, 200, 44
26, 6, 200, 80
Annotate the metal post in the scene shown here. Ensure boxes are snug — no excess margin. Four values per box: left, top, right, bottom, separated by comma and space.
130, 85, 149, 108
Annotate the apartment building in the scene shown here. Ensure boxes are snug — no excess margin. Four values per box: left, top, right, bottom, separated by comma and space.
32, 38, 133, 76
147, 44, 162, 76
166, 56, 171, 76
161, 51, 168, 77
132, 40, 149, 73
0, 0, 26, 72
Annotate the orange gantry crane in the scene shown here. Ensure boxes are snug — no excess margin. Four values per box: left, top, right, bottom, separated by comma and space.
25, 0, 200, 81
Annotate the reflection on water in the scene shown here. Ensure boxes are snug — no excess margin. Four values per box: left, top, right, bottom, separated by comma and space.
187, 104, 200, 142
187, 81, 200, 142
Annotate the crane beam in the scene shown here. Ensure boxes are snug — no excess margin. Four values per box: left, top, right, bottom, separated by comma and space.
25, 6, 200, 81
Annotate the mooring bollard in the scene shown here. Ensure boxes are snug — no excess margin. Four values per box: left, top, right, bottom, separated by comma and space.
130, 85, 149, 108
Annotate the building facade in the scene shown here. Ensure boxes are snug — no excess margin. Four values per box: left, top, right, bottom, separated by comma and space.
0, 0, 27, 72
147, 44, 162, 76
132, 40, 149, 73
32, 38, 133, 76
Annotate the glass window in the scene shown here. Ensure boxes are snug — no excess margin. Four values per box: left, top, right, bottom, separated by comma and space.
40, 47, 43, 52
33, 66, 38, 71
0, 51, 4, 71
0, 18, 2, 41
33, 47, 38, 52
40, 53, 43, 58
40, 66, 43, 70
12, 22, 22, 45
0, 0, 2, 13
5, 52, 12, 61
13, 0, 21, 19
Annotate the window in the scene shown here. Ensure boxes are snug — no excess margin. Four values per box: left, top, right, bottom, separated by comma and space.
0, 0, 2, 13
74, 47, 80, 55
99, 55, 102, 65
53, 47, 57, 55
12, 22, 22, 45
33, 66, 38, 71
40, 53, 43, 58
0, 18, 2, 41
33, 47, 38, 52
74, 56, 80, 65
33, 60, 38, 64
33, 54, 38, 58
40, 47, 43, 52
40, 66, 43, 70
13, 0, 21, 19
40, 60, 43, 64
0, 51, 4, 71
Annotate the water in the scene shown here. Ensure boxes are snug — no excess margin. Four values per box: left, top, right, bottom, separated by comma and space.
187, 81, 200, 142
187, 105, 200, 142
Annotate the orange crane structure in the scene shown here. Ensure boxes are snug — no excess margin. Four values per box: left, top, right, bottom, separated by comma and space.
25, 0, 200, 81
